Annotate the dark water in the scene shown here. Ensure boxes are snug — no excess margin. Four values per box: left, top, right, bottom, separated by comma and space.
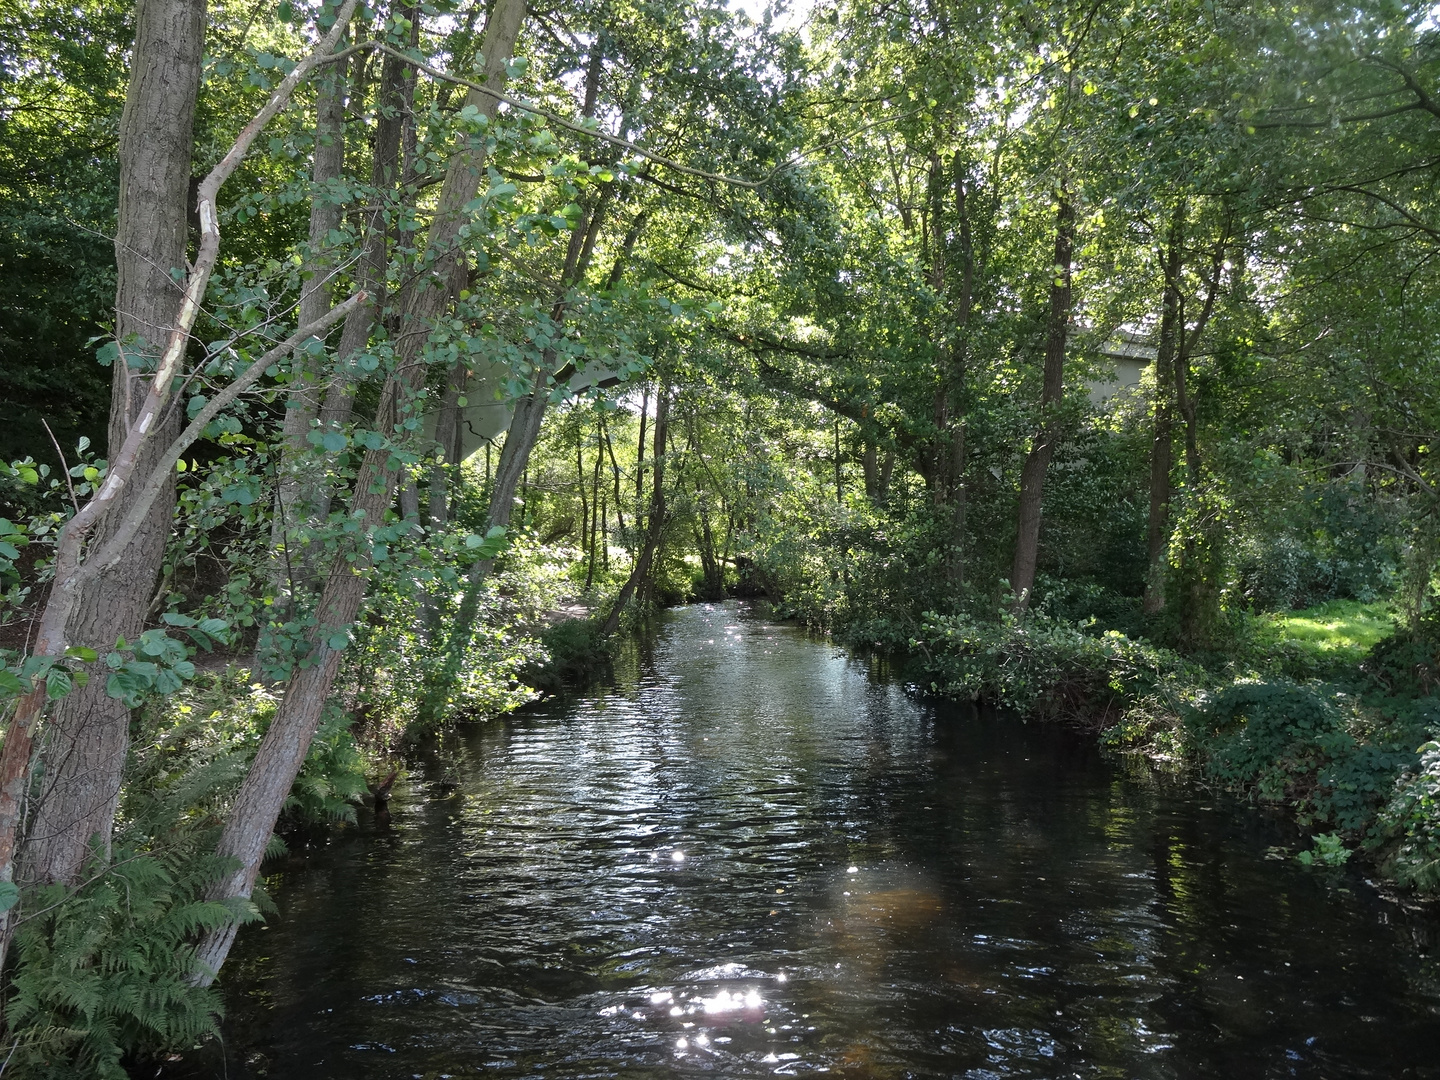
199, 602, 1440, 1078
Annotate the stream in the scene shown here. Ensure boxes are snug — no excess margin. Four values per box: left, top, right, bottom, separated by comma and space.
195, 601, 1440, 1078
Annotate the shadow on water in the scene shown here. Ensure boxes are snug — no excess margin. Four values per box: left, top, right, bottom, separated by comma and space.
174, 601, 1440, 1079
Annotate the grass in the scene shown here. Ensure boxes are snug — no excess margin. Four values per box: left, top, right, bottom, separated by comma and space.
1262, 598, 1397, 668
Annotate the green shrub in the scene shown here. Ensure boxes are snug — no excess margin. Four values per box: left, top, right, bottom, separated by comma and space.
1363, 615, 1440, 698
146, 672, 369, 827
523, 617, 612, 695
1190, 678, 1430, 841
908, 610, 1196, 729
3, 696, 267, 1079
1190, 680, 1353, 804
1297, 832, 1352, 867
1377, 741, 1440, 890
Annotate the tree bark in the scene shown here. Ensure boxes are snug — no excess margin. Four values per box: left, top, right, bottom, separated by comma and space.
312, 41, 410, 524
193, 0, 529, 983
255, 33, 350, 676
427, 364, 468, 527
22, 0, 207, 890
275, 44, 349, 531
1144, 203, 1185, 616
1009, 195, 1074, 611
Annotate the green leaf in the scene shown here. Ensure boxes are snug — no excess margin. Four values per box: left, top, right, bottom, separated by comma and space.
44, 669, 72, 700
0, 671, 24, 696
326, 632, 349, 650
0, 881, 18, 913
321, 431, 348, 453
65, 646, 98, 663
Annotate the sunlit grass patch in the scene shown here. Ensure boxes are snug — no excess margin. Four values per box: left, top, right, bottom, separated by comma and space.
1268, 599, 1396, 655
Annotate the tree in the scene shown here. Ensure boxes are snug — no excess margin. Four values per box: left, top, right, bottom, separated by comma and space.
21, 0, 207, 890
0, 0, 361, 972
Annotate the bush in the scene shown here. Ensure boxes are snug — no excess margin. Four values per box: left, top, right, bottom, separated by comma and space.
1189, 678, 1432, 842
908, 610, 1196, 732
1363, 614, 1440, 698
6, 849, 237, 1080
2, 691, 271, 1079
523, 617, 612, 695
1190, 680, 1353, 804
144, 672, 369, 827
1377, 741, 1440, 890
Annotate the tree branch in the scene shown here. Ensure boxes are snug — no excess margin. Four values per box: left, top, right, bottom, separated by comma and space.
88, 293, 365, 578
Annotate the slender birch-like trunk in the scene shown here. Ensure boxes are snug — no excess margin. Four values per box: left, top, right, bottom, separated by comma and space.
1144, 204, 1186, 616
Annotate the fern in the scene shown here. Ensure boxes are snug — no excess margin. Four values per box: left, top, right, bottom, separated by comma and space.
2, 671, 371, 1077
4, 847, 244, 1079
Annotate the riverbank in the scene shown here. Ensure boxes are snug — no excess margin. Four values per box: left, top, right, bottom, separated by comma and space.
841, 599, 1440, 897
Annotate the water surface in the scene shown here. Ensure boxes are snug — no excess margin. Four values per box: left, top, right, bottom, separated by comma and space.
203, 602, 1440, 1078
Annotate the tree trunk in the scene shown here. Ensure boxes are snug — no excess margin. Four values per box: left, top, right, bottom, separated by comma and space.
601, 386, 669, 636
1009, 195, 1074, 611
635, 386, 649, 525
1144, 203, 1185, 616
22, 0, 207, 890
427, 364, 468, 527
254, 34, 350, 678
312, 42, 410, 524
194, 0, 529, 983
1174, 217, 1228, 646
414, 150, 642, 724
601, 412, 626, 538
273, 43, 348, 545
585, 424, 604, 589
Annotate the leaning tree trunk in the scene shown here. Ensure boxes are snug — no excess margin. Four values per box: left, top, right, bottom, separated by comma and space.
22, 0, 207, 889
193, 0, 529, 984
413, 140, 638, 726
1009, 194, 1074, 611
